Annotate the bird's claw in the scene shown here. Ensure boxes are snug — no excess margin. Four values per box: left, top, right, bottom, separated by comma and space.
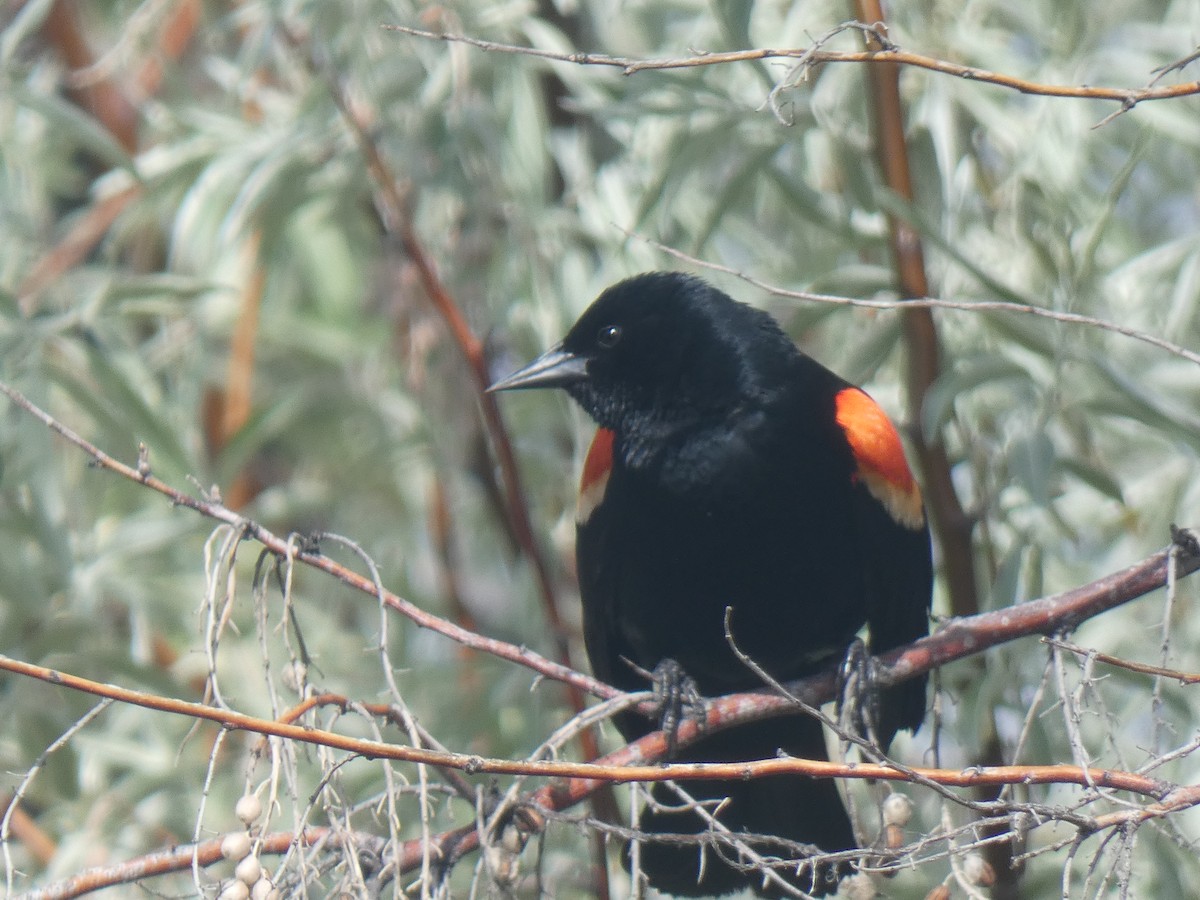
836, 638, 882, 745
651, 658, 705, 757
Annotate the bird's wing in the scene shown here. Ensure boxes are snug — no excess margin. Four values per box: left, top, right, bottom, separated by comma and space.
834, 387, 933, 742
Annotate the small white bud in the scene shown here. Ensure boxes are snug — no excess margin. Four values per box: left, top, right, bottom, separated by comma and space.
839, 872, 878, 898
962, 851, 996, 886
881, 792, 913, 827
235, 855, 262, 885
281, 660, 307, 693
483, 841, 520, 887
500, 823, 525, 854
218, 881, 250, 900
235, 793, 263, 827
220, 831, 252, 861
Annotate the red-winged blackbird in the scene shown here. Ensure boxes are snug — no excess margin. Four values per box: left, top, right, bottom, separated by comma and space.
491, 272, 932, 897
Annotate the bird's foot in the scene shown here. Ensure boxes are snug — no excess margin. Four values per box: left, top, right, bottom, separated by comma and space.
836, 638, 882, 746
650, 658, 705, 757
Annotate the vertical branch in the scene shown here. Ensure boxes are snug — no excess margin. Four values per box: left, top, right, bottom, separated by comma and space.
134, 0, 202, 97
203, 234, 266, 511
852, 2, 979, 620
851, 2, 1013, 894
22, 1, 199, 313
289, 28, 615, 896
41, 0, 139, 153
275, 27, 574, 660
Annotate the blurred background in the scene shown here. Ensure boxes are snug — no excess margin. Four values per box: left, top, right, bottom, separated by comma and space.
2, 1, 1199, 896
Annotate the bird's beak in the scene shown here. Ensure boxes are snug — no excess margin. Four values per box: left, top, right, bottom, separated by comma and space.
487, 345, 590, 392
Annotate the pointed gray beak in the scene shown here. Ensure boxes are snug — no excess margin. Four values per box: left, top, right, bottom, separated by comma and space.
488, 345, 590, 392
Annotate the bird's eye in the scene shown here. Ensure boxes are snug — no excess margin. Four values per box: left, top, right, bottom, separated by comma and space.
596, 324, 622, 349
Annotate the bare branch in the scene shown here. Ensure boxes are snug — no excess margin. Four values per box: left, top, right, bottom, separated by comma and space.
383, 23, 1200, 108
18, 828, 341, 900
1042, 637, 1200, 685
1, 582, 1193, 797
633, 236, 1200, 368
0, 380, 610, 702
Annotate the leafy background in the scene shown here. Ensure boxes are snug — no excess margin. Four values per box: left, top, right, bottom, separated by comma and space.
2, 0, 1199, 896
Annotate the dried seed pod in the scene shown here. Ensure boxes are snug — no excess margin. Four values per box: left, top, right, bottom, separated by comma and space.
881, 792, 913, 827
500, 822, 527, 855
235, 855, 262, 886
513, 805, 546, 834
218, 880, 250, 900
235, 794, 263, 827
483, 841, 520, 887
839, 872, 878, 898
962, 851, 996, 887
281, 660, 307, 694
221, 832, 252, 862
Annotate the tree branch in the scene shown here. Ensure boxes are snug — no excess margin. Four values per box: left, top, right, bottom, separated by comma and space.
2, 526, 1197, 832
4, 365, 1199, 896
383, 23, 1200, 109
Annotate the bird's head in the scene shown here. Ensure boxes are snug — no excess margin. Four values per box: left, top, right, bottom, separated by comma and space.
490, 272, 793, 436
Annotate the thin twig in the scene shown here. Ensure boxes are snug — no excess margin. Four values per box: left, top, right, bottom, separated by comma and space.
1043, 637, 1200, 685
3, 702, 113, 897
5, 381, 1200, 893
0, 379, 610, 701
0, 652, 1181, 799
383, 24, 1200, 106
3, 377, 1199, 717
633, 236, 1200, 368
17, 829, 338, 900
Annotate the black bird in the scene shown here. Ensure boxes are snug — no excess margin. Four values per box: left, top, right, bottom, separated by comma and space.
491, 272, 932, 897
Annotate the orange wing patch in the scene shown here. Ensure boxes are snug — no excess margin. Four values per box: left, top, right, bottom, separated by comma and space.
834, 388, 925, 530
576, 427, 614, 524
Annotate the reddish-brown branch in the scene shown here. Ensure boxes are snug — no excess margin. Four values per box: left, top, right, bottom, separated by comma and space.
17, 185, 142, 313
304, 28, 564, 632
1091, 783, 1200, 832
282, 23, 581, 702
22, 0, 201, 315
291, 34, 621, 888
384, 24, 1200, 109
854, 0, 979, 620
0, 532, 1195, 790
851, 2, 1006, 887
41, 0, 139, 153
22, 828, 333, 900
1044, 636, 1200, 684
0, 380, 610, 702
3, 377, 1198, 706
46, 771, 1190, 900
0, 652, 1178, 798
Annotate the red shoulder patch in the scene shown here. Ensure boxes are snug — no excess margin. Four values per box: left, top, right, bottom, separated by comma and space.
576, 427, 614, 524
834, 388, 925, 529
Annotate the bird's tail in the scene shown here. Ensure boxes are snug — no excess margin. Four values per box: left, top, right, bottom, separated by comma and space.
627, 716, 855, 898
